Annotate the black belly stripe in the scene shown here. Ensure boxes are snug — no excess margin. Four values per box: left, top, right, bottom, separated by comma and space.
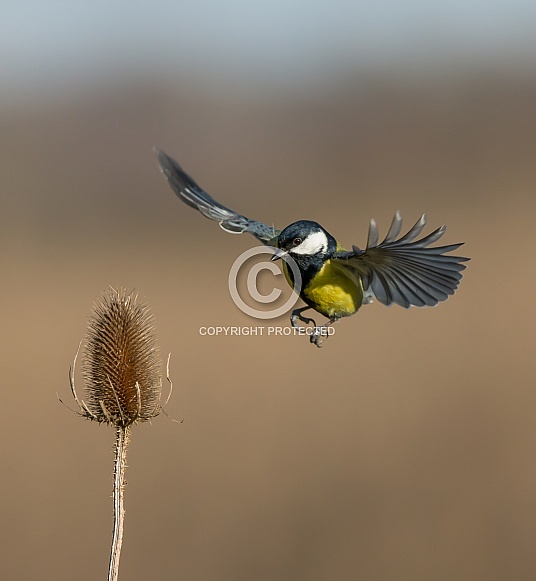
285, 255, 325, 296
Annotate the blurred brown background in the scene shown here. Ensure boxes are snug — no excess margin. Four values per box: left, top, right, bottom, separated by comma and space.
2, 3, 536, 580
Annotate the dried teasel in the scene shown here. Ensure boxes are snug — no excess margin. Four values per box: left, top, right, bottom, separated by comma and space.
68, 287, 170, 426
63, 288, 173, 581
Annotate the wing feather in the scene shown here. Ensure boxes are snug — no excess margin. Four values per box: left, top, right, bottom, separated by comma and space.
396, 214, 428, 243
334, 213, 469, 307
381, 211, 403, 244
367, 218, 379, 248
155, 148, 279, 244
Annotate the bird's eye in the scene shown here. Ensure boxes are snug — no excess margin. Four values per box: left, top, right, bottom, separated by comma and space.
293, 237, 302, 246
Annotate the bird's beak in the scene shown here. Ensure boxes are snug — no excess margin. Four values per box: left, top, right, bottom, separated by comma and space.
271, 248, 288, 262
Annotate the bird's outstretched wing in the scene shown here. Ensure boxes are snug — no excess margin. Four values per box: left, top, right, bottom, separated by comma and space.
332, 211, 469, 308
155, 149, 279, 244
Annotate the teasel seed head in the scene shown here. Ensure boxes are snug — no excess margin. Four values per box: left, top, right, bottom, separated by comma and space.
72, 288, 164, 427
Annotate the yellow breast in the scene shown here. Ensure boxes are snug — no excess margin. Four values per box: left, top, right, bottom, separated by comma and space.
283, 258, 363, 319
303, 260, 363, 318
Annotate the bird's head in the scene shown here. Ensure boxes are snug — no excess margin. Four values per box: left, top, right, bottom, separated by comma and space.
271, 220, 336, 264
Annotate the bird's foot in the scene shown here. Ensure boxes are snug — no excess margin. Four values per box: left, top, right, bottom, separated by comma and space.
309, 318, 339, 348
290, 307, 317, 330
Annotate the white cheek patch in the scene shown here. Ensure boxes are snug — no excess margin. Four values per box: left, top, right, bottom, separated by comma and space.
292, 231, 328, 255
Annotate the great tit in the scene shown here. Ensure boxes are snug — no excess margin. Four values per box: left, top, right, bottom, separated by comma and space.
156, 149, 469, 346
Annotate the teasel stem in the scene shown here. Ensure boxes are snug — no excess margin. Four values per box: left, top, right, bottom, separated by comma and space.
108, 425, 131, 581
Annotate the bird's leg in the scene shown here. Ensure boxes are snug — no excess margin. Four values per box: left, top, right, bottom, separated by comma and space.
310, 317, 339, 348
290, 306, 317, 330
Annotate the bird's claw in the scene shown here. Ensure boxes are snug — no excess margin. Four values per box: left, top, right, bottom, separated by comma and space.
290, 308, 338, 348
310, 328, 326, 348
290, 311, 317, 330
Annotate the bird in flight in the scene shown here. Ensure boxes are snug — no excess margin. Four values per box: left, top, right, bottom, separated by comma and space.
156, 149, 469, 347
